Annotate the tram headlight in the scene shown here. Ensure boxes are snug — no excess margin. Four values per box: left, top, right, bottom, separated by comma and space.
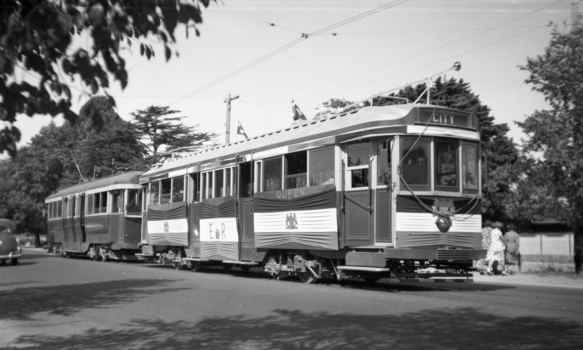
435, 216, 452, 232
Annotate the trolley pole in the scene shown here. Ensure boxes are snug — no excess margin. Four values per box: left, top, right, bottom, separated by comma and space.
224, 93, 239, 145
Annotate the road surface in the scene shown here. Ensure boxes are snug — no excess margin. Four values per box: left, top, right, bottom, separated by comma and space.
1, 248, 582, 349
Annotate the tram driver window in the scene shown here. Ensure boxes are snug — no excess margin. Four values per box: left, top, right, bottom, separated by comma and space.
111, 190, 122, 213
400, 137, 430, 190
285, 151, 307, 189
434, 138, 459, 192
310, 147, 334, 186
346, 141, 370, 188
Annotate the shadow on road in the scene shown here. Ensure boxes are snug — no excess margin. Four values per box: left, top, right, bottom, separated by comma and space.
0, 278, 190, 321
4, 307, 582, 350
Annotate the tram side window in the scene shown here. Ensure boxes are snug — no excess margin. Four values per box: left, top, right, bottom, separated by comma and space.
69, 197, 75, 217
57, 201, 62, 218
215, 169, 224, 198
225, 168, 231, 196
310, 147, 334, 186
347, 141, 370, 188
100, 192, 108, 213
239, 162, 253, 198
111, 190, 123, 213
161, 179, 171, 204
401, 137, 430, 190
263, 157, 282, 192
462, 141, 479, 193
172, 176, 185, 203
285, 151, 307, 189
189, 173, 199, 202
87, 195, 94, 215
127, 189, 142, 215
150, 181, 160, 205
377, 140, 392, 186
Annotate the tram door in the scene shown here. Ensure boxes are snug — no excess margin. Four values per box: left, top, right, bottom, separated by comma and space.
343, 138, 393, 247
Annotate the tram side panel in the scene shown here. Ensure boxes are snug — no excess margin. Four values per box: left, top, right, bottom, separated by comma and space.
187, 203, 201, 257
253, 185, 339, 251
147, 202, 189, 247
199, 197, 239, 261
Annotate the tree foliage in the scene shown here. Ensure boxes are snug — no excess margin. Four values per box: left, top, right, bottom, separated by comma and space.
0, 0, 212, 157
130, 105, 215, 161
516, 24, 583, 272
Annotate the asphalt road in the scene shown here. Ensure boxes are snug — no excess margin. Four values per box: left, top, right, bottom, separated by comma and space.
1, 248, 582, 350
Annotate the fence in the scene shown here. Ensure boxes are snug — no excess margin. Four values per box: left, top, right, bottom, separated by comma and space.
519, 232, 574, 256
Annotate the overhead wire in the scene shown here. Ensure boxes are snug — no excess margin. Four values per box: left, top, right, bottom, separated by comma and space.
266, 0, 567, 99
165, 0, 408, 107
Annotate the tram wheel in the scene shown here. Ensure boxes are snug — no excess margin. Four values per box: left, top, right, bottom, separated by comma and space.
0, 259, 5, 265
92, 247, 99, 261
189, 261, 201, 272
241, 265, 252, 272
297, 270, 316, 284
10, 258, 18, 266
364, 278, 379, 283
222, 263, 233, 271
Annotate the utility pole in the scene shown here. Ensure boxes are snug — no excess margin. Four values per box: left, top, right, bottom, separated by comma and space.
224, 93, 239, 145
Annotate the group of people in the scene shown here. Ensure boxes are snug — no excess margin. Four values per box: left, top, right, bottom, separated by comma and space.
480, 220, 521, 275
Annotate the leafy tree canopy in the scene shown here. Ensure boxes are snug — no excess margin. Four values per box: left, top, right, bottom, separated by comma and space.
0, 0, 212, 158
516, 24, 583, 272
130, 105, 215, 162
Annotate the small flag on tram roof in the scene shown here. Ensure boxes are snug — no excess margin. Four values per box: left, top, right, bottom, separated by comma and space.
237, 120, 248, 139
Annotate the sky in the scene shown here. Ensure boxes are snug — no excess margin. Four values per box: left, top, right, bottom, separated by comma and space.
9, 0, 579, 154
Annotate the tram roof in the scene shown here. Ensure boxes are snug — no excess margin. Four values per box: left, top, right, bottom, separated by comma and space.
143, 104, 479, 180
45, 171, 143, 201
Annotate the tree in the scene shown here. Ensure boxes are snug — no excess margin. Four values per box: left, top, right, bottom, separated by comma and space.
130, 105, 215, 162
517, 24, 583, 273
0, 0, 212, 158
313, 98, 356, 119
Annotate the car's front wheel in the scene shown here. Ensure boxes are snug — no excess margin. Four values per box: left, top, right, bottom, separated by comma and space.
10, 258, 18, 266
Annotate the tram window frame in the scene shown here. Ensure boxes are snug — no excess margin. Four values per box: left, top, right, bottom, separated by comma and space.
284, 151, 307, 189
309, 146, 335, 187
172, 176, 185, 203
345, 140, 371, 190
126, 189, 143, 216
376, 139, 393, 188
254, 161, 262, 194
462, 140, 480, 194
111, 190, 123, 213
189, 173, 199, 202
87, 195, 94, 215
215, 169, 224, 198
160, 178, 172, 204
75, 196, 82, 217
57, 201, 62, 218
239, 162, 253, 198
150, 181, 160, 205
434, 137, 460, 192
263, 156, 282, 192
69, 196, 75, 218
400, 136, 431, 192
99, 192, 108, 213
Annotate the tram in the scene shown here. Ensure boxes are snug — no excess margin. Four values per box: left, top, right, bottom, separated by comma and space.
45, 171, 144, 260
139, 102, 485, 283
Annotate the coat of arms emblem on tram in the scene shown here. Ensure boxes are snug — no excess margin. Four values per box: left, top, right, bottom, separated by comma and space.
163, 220, 170, 233
286, 212, 298, 230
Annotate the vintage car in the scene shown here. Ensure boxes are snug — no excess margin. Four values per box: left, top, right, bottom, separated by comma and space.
0, 219, 22, 265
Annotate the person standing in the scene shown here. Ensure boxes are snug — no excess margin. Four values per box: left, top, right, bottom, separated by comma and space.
504, 224, 521, 274
478, 220, 493, 271
486, 221, 505, 275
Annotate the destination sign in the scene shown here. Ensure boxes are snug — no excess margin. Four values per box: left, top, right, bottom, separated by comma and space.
419, 109, 471, 128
